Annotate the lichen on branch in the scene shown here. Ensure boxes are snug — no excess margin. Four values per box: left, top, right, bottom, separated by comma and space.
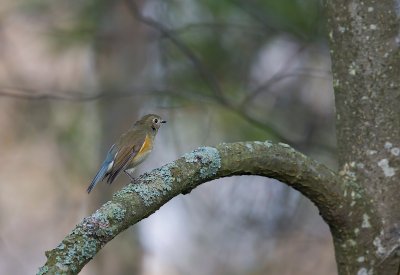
39, 141, 353, 275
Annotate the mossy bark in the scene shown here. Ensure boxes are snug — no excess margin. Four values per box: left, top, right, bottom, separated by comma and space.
39, 141, 357, 274
325, 0, 400, 273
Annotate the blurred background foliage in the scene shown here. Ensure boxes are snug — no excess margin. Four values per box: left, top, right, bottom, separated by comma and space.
0, 0, 337, 274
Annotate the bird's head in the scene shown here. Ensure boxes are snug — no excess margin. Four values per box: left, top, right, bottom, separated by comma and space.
136, 114, 167, 132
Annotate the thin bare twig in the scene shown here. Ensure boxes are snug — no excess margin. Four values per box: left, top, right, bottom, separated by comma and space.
241, 69, 331, 107
124, 0, 226, 102
0, 85, 210, 102
166, 22, 271, 36
241, 44, 308, 107
228, 0, 308, 40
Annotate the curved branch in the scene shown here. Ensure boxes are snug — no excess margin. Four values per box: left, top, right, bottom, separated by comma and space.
38, 141, 350, 274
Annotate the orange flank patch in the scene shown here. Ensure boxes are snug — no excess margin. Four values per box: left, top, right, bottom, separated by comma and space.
138, 134, 152, 156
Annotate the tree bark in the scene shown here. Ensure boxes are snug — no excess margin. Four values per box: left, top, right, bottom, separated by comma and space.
38, 141, 355, 274
325, 0, 400, 273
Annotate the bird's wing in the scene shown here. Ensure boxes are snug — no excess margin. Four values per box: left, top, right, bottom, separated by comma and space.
106, 131, 146, 184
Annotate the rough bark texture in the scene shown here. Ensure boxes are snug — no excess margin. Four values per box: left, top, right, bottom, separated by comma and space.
38, 141, 354, 274
325, 0, 400, 274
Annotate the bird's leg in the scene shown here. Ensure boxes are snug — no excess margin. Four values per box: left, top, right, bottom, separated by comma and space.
124, 169, 136, 183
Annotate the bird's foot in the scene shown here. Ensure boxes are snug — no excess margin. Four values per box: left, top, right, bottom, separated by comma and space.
124, 170, 136, 184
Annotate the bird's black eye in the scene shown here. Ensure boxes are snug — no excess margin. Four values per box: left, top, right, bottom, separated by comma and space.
154, 118, 158, 123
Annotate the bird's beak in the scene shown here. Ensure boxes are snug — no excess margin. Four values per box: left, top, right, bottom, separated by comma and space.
161, 120, 167, 123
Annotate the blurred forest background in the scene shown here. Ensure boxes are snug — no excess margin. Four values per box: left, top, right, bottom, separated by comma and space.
0, 0, 338, 274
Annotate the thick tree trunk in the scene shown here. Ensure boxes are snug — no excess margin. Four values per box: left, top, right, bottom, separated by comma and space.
325, 0, 400, 273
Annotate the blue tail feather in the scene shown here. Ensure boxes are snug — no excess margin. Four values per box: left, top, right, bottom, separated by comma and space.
87, 144, 116, 193
87, 162, 109, 193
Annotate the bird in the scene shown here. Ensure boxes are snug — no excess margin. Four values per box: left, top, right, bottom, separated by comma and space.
87, 114, 166, 193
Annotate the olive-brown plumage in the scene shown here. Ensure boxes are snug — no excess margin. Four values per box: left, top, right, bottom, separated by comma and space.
87, 114, 166, 193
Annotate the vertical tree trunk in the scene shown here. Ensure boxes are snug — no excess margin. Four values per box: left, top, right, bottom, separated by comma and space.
325, 0, 400, 273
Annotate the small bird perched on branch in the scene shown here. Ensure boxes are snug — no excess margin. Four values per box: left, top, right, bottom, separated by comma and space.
87, 114, 166, 193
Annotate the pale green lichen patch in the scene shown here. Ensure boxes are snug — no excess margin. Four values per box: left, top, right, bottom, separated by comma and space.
361, 213, 371, 228
264, 140, 273, 147
333, 79, 340, 88
183, 147, 221, 179
390, 147, 400, 156
80, 239, 98, 259
55, 262, 68, 272
377, 158, 395, 177
245, 143, 254, 152
66, 239, 97, 268
339, 163, 357, 181
347, 239, 357, 246
348, 64, 356, 76
37, 266, 48, 275
369, 24, 377, 30
373, 235, 386, 256
253, 140, 273, 148
48, 236, 99, 274
338, 25, 346, 33
101, 201, 126, 222
81, 203, 125, 240
117, 163, 176, 206
82, 212, 111, 238
278, 142, 291, 148
129, 183, 166, 206
384, 142, 393, 149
